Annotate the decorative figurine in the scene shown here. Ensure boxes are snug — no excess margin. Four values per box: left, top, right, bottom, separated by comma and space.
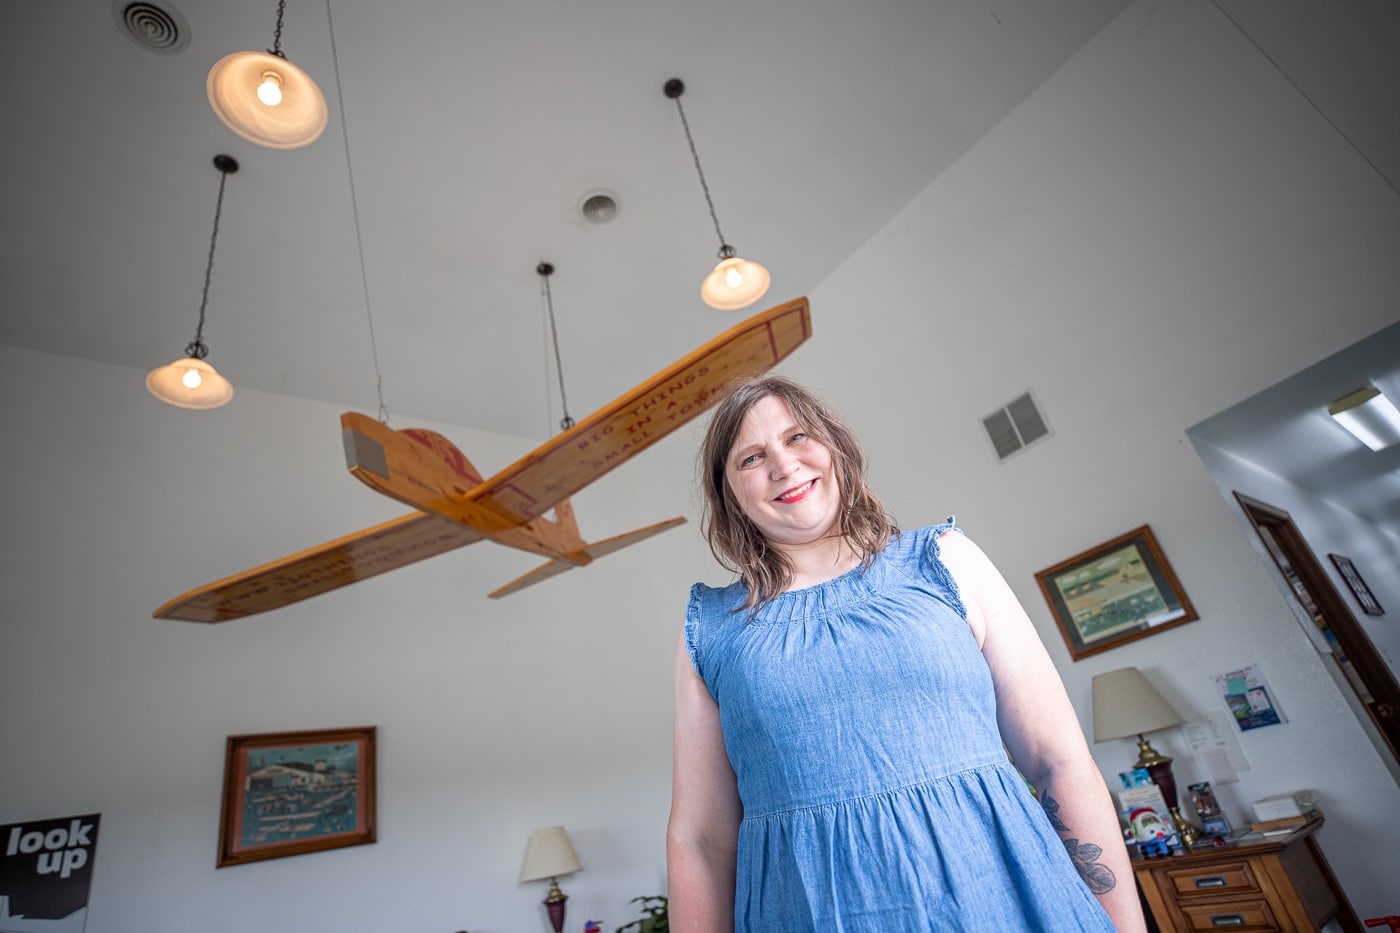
1129, 807, 1175, 859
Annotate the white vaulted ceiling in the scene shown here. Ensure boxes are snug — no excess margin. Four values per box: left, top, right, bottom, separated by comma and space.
2, 1, 1397, 530
1, 0, 1131, 435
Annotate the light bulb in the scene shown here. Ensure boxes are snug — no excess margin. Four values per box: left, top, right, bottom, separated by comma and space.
257, 71, 284, 106
701, 255, 770, 310
182, 367, 203, 388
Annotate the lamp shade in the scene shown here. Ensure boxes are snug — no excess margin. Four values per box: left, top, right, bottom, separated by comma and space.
207, 50, 328, 149
700, 255, 771, 311
146, 357, 234, 409
1091, 667, 1183, 743
520, 826, 582, 883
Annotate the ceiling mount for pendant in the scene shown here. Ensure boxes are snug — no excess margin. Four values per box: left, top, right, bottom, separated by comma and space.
665, 77, 770, 311
146, 154, 239, 410
207, 0, 327, 149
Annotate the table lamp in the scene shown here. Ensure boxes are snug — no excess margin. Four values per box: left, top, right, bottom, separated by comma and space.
520, 826, 582, 933
1092, 667, 1201, 846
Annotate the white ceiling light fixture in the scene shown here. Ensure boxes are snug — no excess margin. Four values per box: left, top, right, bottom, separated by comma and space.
1328, 385, 1400, 451
664, 77, 770, 311
146, 155, 239, 410
207, 0, 327, 149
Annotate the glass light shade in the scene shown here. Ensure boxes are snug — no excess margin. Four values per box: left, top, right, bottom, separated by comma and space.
700, 256, 770, 311
1328, 386, 1400, 451
1091, 667, 1183, 743
146, 357, 234, 409
207, 50, 327, 149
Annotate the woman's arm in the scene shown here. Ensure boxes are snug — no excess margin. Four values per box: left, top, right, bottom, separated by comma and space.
667, 627, 742, 933
939, 531, 1147, 933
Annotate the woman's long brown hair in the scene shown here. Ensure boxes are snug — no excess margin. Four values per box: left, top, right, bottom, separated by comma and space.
698, 376, 898, 612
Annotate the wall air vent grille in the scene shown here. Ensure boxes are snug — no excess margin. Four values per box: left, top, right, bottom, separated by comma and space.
982, 390, 1052, 462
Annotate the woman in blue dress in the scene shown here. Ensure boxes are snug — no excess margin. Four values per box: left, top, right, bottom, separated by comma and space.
667, 376, 1146, 932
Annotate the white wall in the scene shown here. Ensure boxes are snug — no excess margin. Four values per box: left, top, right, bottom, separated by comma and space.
795, 0, 1400, 919
7, 0, 1400, 928
0, 343, 711, 932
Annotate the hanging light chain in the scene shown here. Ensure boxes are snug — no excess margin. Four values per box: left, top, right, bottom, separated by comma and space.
538, 263, 574, 432
268, 0, 287, 58
667, 80, 731, 258
188, 158, 236, 360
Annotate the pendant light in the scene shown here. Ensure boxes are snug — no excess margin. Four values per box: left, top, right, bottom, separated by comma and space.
146, 155, 239, 410
207, 0, 327, 149
665, 78, 770, 311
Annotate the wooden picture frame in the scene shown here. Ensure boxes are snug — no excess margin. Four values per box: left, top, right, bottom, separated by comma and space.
1035, 525, 1198, 661
217, 726, 376, 868
1328, 553, 1384, 616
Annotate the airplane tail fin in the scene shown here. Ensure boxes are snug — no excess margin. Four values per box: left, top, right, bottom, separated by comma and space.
487, 516, 687, 599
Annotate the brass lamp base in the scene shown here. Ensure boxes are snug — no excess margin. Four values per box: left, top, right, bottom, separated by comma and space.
1135, 735, 1203, 847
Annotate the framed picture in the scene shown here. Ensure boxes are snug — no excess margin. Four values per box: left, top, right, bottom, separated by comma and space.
1035, 525, 1198, 661
1328, 553, 1384, 616
217, 726, 376, 868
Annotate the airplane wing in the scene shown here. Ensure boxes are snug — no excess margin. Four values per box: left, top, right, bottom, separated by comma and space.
486, 516, 688, 599
152, 512, 485, 622
342, 296, 812, 525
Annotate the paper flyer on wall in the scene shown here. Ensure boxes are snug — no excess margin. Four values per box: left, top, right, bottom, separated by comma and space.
0, 814, 99, 933
1213, 663, 1285, 731
1184, 713, 1250, 784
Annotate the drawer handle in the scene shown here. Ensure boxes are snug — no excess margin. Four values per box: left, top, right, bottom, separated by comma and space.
1194, 876, 1229, 889
1210, 915, 1246, 927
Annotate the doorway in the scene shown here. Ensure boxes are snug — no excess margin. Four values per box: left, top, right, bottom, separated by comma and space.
1234, 492, 1400, 770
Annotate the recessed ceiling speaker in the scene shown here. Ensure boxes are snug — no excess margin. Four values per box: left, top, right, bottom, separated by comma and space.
578, 189, 621, 224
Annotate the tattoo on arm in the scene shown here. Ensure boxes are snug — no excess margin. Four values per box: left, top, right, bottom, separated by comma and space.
1041, 792, 1117, 895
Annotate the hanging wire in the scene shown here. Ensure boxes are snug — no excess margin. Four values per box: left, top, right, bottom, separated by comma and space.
268, 0, 287, 58
187, 156, 237, 360
537, 262, 575, 432
326, 0, 390, 423
665, 78, 734, 259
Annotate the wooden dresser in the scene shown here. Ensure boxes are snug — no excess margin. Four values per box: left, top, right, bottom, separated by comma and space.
1131, 819, 1362, 932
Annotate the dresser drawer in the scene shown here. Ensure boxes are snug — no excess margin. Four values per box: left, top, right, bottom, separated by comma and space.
1164, 860, 1262, 900
1179, 897, 1281, 931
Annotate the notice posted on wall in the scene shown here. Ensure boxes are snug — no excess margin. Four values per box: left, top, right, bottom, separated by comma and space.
1213, 663, 1286, 732
0, 813, 99, 933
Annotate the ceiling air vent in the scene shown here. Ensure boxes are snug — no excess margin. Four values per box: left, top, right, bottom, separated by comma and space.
114, 1, 190, 54
578, 189, 621, 224
982, 390, 1051, 462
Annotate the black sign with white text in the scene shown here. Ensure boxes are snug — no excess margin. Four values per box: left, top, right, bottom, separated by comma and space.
1, 813, 100, 932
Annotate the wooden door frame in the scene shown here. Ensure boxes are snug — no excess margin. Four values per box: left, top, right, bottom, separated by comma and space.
1234, 491, 1400, 766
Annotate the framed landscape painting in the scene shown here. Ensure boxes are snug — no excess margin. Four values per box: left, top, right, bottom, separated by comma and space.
1035, 525, 1198, 661
217, 726, 377, 868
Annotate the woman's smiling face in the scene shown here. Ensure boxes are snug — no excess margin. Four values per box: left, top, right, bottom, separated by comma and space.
726, 394, 842, 551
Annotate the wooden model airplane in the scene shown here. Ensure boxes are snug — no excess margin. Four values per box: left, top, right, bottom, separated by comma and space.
154, 297, 811, 622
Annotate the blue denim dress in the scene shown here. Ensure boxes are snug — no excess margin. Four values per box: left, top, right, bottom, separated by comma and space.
685, 521, 1115, 932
